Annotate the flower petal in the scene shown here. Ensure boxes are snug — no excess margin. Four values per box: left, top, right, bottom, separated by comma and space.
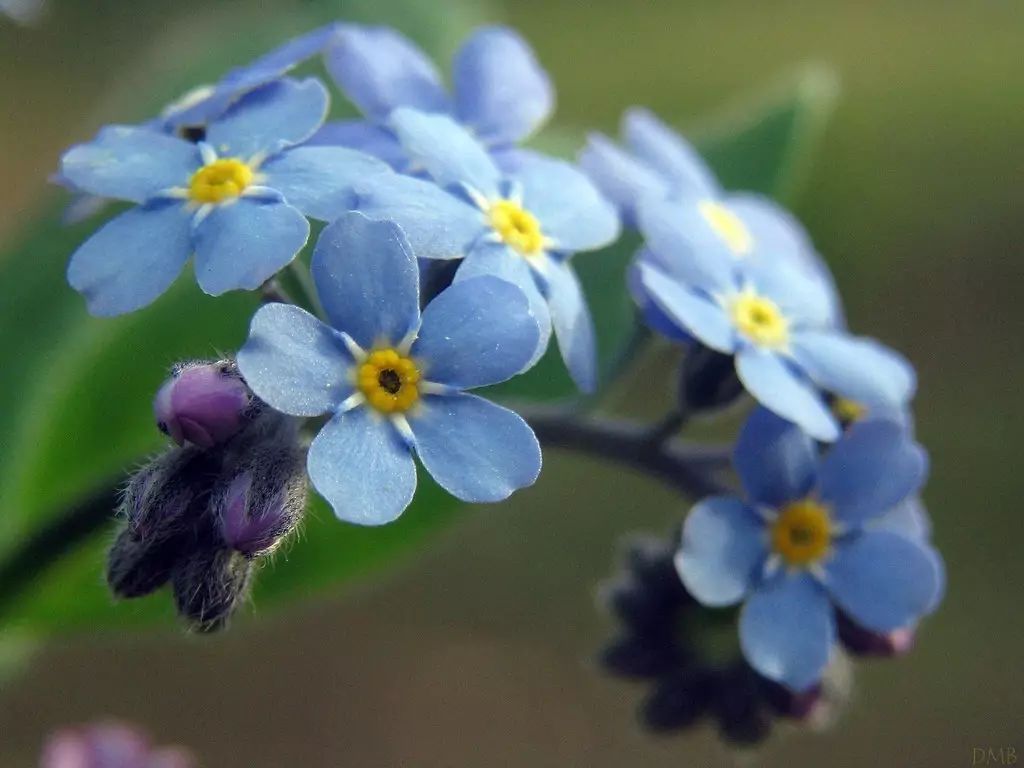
306, 119, 408, 169
743, 257, 834, 331
515, 154, 620, 252
734, 406, 817, 508
353, 172, 482, 260
66, 201, 191, 316
544, 258, 598, 392
193, 198, 309, 296
236, 303, 353, 417
325, 25, 449, 121
674, 496, 766, 607
410, 393, 541, 502
260, 145, 390, 221
825, 531, 940, 632
739, 573, 834, 692
412, 276, 539, 389
736, 348, 839, 442
638, 263, 734, 352
311, 212, 420, 348
60, 126, 198, 203
871, 496, 931, 541
578, 133, 670, 224
388, 108, 500, 196
308, 407, 417, 525
817, 419, 927, 527
452, 25, 553, 145
622, 108, 718, 197
206, 77, 328, 159
790, 331, 916, 409
455, 244, 552, 368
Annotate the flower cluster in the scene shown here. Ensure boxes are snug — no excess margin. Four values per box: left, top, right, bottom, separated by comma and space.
56, 17, 944, 737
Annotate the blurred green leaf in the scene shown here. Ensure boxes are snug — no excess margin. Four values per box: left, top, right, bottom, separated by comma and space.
0, 42, 835, 633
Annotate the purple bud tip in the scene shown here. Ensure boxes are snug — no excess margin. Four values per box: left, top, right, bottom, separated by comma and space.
837, 611, 916, 657
41, 722, 195, 768
777, 684, 823, 721
219, 473, 287, 557
154, 363, 250, 448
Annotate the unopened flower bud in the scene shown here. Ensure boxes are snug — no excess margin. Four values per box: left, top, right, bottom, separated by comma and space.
154, 360, 252, 448
171, 548, 253, 634
837, 612, 915, 657
678, 344, 744, 413
40, 722, 194, 768
763, 680, 823, 721
217, 446, 307, 558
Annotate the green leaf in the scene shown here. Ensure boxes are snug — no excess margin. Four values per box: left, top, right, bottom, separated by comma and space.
0, 61, 836, 635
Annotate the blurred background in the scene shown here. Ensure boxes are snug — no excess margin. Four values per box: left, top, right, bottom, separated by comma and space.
1, 0, 1021, 765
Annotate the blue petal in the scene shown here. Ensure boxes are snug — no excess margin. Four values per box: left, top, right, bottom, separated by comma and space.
675, 496, 766, 607
817, 419, 927, 527
60, 126, 198, 203
206, 78, 328, 159
636, 197, 737, 293
306, 119, 408, 169
259, 145, 390, 221
739, 573, 834, 692
513, 154, 620, 253
790, 331, 916, 409
726, 193, 810, 263
627, 257, 692, 343
622, 108, 718, 197
308, 407, 417, 525
66, 201, 191, 316
638, 264, 734, 352
455, 244, 552, 369
544, 258, 598, 392
825, 531, 940, 632
389, 108, 500, 196
221, 24, 337, 91
578, 133, 670, 224
871, 496, 931, 541
311, 212, 420, 348
354, 172, 482, 260
734, 406, 817, 507
452, 25, 553, 145
412, 276, 539, 389
736, 348, 839, 442
193, 198, 309, 296
326, 25, 449, 122
410, 393, 541, 503
743, 257, 834, 331
923, 545, 946, 614
236, 303, 353, 417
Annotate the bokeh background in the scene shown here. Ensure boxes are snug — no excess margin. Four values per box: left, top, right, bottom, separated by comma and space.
1, 0, 1022, 765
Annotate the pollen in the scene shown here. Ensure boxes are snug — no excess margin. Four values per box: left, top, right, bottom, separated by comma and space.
770, 499, 833, 568
832, 396, 867, 425
356, 348, 421, 414
188, 158, 254, 204
488, 199, 545, 257
727, 290, 790, 349
699, 200, 753, 256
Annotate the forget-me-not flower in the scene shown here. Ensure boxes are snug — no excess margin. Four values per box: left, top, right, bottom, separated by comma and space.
236, 212, 543, 526
61, 77, 387, 316
636, 214, 913, 440
312, 24, 553, 171
676, 407, 943, 691
350, 108, 620, 392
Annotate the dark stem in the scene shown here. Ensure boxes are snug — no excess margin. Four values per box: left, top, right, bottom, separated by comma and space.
260, 278, 295, 305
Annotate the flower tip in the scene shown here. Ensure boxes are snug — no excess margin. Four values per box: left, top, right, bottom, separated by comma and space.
154, 361, 252, 448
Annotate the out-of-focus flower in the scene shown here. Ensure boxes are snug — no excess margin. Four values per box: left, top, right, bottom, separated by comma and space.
315, 24, 553, 171
40, 722, 194, 768
60, 77, 387, 316
237, 212, 542, 526
352, 108, 619, 391
675, 408, 944, 690
0, 0, 45, 25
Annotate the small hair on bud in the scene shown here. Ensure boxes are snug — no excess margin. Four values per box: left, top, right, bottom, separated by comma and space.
154, 359, 254, 448
107, 526, 183, 599
171, 548, 253, 634
119, 448, 212, 543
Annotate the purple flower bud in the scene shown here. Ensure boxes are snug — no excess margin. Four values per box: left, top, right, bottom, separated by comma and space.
764, 681, 823, 721
154, 361, 251, 448
40, 722, 194, 768
171, 548, 253, 634
837, 611, 916, 657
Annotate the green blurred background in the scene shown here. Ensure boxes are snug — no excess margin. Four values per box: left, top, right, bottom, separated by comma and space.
1, 0, 1021, 765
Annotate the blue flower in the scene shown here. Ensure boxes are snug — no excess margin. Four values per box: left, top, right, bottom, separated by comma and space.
61, 77, 387, 316
350, 108, 620, 392
636, 220, 913, 440
676, 408, 944, 691
236, 211, 543, 526
312, 24, 553, 171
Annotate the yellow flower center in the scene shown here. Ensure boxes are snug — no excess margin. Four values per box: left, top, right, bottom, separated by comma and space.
770, 499, 833, 567
188, 158, 254, 204
832, 397, 867, 425
488, 199, 545, 257
728, 291, 789, 349
356, 348, 421, 414
699, 200, 753, 255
